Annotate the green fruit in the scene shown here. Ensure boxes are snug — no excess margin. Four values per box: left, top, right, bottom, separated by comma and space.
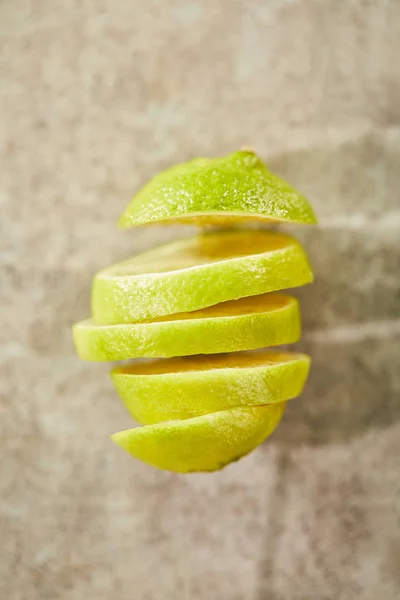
71, 148, 317, 473
111, 403, 285, 473
73, 293, 301, 362
112, 350, 310, 424
92, 230, 313, 324
119, 150, 317, 228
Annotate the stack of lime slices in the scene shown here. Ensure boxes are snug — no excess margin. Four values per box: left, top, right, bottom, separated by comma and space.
73, 150, 317, 472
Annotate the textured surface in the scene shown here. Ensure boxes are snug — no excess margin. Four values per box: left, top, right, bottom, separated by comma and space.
119, 150, 317, 226
112, 403, 286, 473
74, 294, 301, 360
1, 0, 400, 598
92, 230, 313, 323
112, 351, 310, 424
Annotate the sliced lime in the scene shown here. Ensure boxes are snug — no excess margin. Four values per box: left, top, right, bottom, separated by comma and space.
112, 350, 309, 424
73, 293, 301, 361
119, 150, 317, 228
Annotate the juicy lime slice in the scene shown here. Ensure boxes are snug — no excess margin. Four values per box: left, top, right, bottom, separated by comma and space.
111, 403, 286, 473
73, 293, 300, 361
92, 229, 313, 324
119, 150, 317, 228
112, 350, 310, 424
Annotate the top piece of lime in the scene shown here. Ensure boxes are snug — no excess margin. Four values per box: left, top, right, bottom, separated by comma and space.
119, 150, 317, 227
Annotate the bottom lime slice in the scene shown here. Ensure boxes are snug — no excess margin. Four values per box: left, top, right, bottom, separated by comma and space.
112, 350, 309, 424
111, 403, 285, 473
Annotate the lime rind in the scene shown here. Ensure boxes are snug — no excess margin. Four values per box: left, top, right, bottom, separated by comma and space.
73, 293, 301, 361
119, 150, 317, 228
111, 403, 286, 473
92, 230, 313, 324
111, 351, 310, 424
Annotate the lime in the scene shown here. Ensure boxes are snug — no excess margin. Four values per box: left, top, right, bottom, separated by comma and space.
71, 148, 318, 473
111, 403, 285, 473
73, 293, 301, 361
92, 229, 313, 324
119, 150, 317, 228
112, 350, 310, 424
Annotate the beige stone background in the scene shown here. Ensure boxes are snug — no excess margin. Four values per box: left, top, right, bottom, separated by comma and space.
1, 0, 400, 599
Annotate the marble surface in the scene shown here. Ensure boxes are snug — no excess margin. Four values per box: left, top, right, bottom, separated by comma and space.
1, 1, 400, 598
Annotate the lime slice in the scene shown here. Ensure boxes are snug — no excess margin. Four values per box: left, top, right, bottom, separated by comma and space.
92, 230, 313, 324
119, 150, 317, 228
73, 293, 300, 361
111, 403, 285, 473
112, 350, 310, 424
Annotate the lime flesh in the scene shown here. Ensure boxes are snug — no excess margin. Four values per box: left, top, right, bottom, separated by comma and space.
119, 150, 317, 228
112, 350, 310, 424
111, 403, 286, 473
92, 230, 313, 324
73, 293, 301, 361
